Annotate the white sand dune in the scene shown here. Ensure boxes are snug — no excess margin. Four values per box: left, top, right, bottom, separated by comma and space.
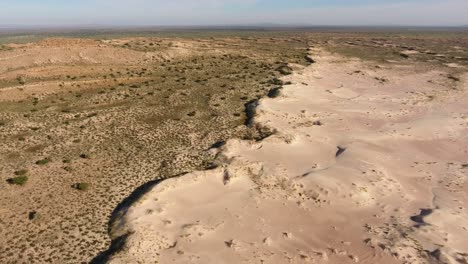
108, 49, 468, 264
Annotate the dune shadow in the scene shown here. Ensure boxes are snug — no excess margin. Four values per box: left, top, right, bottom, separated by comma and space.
90, 233, 130, 264
91, 173, 186, 263
244, 99, 259, 127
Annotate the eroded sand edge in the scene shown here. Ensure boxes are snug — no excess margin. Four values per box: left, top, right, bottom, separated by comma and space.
104, 48, 468, 264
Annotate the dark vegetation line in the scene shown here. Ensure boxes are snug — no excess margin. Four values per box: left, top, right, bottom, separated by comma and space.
91, 177, 171, 263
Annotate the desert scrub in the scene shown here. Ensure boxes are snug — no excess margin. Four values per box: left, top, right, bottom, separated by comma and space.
14, 169, 28, 176
0, 35, 312, 263
269, 78, 284, 86
276, 65, 292, 75
7, 176, 28, 186
79, 154, 90, 159
17, 76, 26, 85
72, 183, 89, 191
268, 87, 282, 98
35, 158, 51, 165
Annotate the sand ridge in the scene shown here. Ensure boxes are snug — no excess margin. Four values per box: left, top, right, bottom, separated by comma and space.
0, 36, 313, 263
105, 48, 467, 263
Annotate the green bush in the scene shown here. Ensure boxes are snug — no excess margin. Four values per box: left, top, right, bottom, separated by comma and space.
36, 158, 51, 165
7, 176, 28, 186
73, 183, 89, 191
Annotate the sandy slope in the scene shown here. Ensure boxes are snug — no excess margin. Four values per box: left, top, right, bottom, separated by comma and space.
107, 48, 468, 264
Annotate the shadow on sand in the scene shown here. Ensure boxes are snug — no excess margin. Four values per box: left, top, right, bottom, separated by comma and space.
90, 176, 173, 263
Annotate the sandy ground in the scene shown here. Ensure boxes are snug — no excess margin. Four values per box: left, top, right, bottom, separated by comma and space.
107, 48, 468, 264
0, 36, 311, 263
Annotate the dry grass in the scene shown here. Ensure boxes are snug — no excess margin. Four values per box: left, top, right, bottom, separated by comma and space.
0, 34, 309, 263
1, 30, 466, 263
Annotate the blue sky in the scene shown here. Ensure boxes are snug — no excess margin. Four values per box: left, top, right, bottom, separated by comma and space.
0, 0, 467, 26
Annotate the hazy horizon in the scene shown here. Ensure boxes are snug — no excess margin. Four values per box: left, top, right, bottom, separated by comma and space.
0, 0, 467, 27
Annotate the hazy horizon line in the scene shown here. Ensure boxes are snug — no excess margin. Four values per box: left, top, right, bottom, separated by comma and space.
1, 23, 468, 28
1, 23, 467, 31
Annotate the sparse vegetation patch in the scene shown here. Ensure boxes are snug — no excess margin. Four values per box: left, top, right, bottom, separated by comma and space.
7, 176, 28, 186
72, 182, 90, 191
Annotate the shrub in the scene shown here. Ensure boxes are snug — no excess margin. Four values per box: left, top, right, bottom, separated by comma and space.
29, 211, 37, 220
7, 176, 28, 186
276, 65, 292, 75
14, 169, 28, 176
17, 76, 26, 85
72, 183, 89, 191
304, 55, 316, 64
36, 158, 51, 165
269, 78, 283, 86
268, 87, 282, 98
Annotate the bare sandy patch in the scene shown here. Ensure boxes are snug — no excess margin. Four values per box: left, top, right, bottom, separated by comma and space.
107, 49, 468, 264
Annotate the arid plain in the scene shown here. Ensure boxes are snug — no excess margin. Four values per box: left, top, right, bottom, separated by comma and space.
0, 30, 467, 264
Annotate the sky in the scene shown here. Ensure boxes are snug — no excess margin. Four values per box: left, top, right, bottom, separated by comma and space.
0, 0, 467, 27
